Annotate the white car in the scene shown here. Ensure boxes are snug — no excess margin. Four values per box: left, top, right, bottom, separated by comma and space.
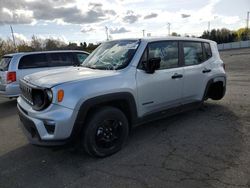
0, 50, 89, 98
17, 37, 226, 157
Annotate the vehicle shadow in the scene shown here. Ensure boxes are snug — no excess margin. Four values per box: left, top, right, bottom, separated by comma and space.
0, 99, 17, 119
0, 102, 246, 188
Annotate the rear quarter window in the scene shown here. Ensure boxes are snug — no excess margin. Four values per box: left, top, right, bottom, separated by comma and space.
0, 56, 12, 71
48, 53, 74, 67
203, 42, 212, 60
18, 54, 48, 69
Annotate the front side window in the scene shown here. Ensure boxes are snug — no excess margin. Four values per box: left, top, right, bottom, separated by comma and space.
19, 54, 48, 69
82, 40, 140, 70
183, 42, 203, 66
49, 53, 74, 67
148, 41, 179, 69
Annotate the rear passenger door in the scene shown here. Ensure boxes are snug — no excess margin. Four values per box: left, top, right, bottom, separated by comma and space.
181, 41, 213, 103
18, 54, 49, 81
47, 52, 76, 70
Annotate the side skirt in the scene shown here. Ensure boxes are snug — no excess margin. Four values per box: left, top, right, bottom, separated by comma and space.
133, 101, 203, 127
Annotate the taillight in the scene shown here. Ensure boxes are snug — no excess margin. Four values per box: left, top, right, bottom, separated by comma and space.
7, 71, 16, 84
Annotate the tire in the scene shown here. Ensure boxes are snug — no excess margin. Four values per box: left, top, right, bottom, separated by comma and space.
82, 106, 129, 157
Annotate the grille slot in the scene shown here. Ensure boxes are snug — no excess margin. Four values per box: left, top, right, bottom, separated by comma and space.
20, 80, 34, 105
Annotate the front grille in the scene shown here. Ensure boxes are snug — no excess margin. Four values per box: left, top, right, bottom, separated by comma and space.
20, 80, 34, 105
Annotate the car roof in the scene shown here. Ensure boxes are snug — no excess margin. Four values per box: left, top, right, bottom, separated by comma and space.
4, 50, 89, 57
109, 37, 214, 43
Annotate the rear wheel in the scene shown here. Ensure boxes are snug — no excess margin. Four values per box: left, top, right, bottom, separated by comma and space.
82, 107, 129, 157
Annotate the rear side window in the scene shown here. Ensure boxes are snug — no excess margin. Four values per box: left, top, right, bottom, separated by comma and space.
76, 53, 88, 63
49, 53, 74, 67
148, 41, 179, 69
0, 56, 12, 71
203, 42, 212, 60
19, 54, 48, 69
183, 42, 203, 66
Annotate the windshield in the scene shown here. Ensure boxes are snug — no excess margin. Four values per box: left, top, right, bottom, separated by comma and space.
82, 40, 140, 70
0, 56, 12, 71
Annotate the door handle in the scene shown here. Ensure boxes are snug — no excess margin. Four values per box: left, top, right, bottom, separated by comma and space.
172, 73, 183, 79
202, 68, 211, 73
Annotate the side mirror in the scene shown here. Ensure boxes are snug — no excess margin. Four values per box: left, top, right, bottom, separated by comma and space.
144, 57, 161, 74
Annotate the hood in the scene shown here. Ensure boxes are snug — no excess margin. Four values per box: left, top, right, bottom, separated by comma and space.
23, 67, 118, 88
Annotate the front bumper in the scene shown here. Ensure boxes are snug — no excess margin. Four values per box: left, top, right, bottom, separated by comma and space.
17, 97, 78, 146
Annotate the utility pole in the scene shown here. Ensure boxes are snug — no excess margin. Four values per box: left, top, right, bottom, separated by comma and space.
167, 22, 171, 36
208, 21, 210, 32
105, 26, 109, 41
10, 25, 17, 52
247, 11, 249, 30
247, 11, 250, 39
142, 29, 145, 37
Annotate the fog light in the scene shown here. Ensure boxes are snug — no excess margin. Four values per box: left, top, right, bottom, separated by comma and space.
44, 120, 55, 134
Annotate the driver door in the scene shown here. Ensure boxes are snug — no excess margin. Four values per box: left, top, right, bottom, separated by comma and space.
136, 41, 184, 117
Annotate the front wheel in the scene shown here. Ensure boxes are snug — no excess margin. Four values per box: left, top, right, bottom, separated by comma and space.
82, 107, 129, 157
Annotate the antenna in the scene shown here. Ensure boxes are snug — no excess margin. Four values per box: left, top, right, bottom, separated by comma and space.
10, 25, 18, 52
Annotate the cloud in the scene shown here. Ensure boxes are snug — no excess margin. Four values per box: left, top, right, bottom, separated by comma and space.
109, 27, 130, 34
219, 16, 240, 25
0, 7, 33, 25
123, 10, 140, 24
0, 0, 116, 25
181, 14, 191, 18
13, 33, 28, 42
144, 13, 158, 19
81, 27, 95, 33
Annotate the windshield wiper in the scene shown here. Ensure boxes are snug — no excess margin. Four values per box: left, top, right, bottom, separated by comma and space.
82, 65, 97, 69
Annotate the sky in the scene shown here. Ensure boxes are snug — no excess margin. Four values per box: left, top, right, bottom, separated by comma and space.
0, 0, 249, 44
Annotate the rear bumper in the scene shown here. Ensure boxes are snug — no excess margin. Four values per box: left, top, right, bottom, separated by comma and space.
0, 83, 20, 98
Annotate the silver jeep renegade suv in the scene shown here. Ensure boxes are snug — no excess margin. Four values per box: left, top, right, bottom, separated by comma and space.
17, 37, 226, 157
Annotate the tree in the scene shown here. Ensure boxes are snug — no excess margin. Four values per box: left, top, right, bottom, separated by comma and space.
31, 35, 43, 51
17, 42, 33, 52
171, 32, 178, 36
200, 28, 238, 44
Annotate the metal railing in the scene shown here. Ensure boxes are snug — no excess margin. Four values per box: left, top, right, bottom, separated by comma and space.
218, 40, 250, 50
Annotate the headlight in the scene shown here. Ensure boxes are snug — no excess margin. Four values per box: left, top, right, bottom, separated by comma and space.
46, 89, 53, 102
33, 89, 45, 109
32, 89, 53, 111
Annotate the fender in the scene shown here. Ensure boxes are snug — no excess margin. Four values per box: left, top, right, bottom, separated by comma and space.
70, 92, 138, 139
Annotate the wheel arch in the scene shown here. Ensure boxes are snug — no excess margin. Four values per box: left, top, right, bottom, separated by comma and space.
203, 76, 226, 101
70, 92, 138, 139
